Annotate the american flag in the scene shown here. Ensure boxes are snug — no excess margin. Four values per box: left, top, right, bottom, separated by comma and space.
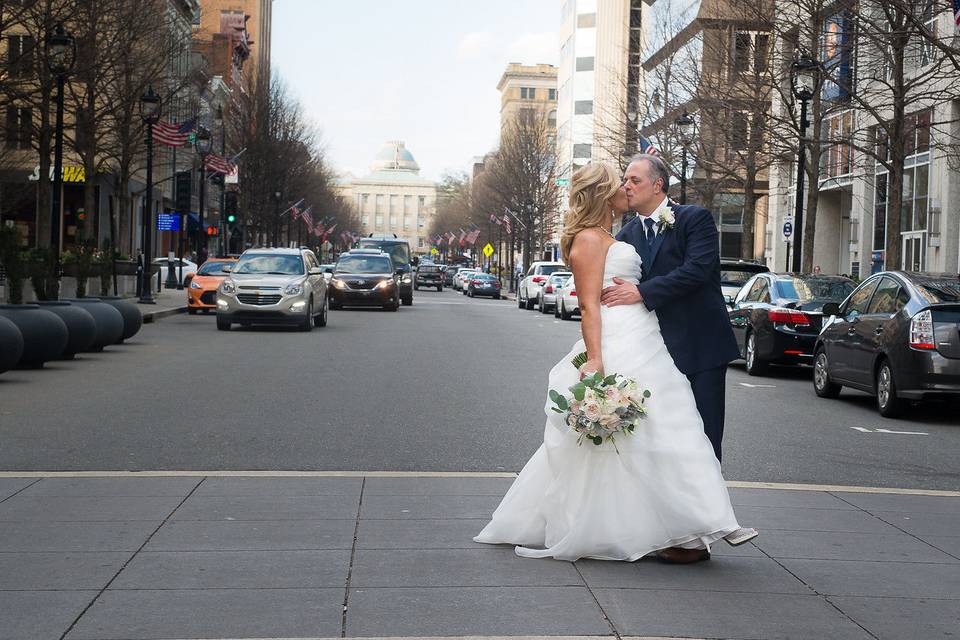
955, 0, 960, 27
503, 214, 512, 234
638, 133, 659, 156
152, 117, 196, 147
204, 153, 234, 175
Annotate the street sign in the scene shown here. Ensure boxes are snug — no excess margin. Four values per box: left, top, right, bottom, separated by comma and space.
482, 243, 494, 257
430, 248, 439, 255
157, 213, 180, 232
555, 178, 569, 187
782, 219, 793, 241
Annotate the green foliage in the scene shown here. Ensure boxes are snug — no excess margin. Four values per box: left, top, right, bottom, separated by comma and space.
0, 225, 26, 303
27, 248, 59, 301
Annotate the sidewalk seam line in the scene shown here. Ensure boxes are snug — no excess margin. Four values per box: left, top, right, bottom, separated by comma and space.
572, 561, 622, 639
56, 476, 207, 640
0, 478, 42, 505
341, 476, 365, 637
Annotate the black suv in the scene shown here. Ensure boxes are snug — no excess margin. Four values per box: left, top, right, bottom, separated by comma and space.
415, 264, 443, 291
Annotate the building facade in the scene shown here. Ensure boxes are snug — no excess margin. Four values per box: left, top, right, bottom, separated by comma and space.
336, 142, 437, 255
196, 0, 272, 85
496, 63, 558, 135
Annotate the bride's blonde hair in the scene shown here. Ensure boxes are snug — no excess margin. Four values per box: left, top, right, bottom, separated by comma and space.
560, 162, 621, 263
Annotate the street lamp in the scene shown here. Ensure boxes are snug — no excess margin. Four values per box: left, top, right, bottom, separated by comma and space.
194, 125, 212, 261
273, 190, 281, 247
137, 86, 161, 303
790, 52, 821, 273
674, 111, 695, 205
214, 104, 226, 257
46, 23, 75, 299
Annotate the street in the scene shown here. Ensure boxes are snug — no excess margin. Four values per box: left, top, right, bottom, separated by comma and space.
1, 289, 957, 491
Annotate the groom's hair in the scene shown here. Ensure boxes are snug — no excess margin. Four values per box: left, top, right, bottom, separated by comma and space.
629, 154, 671, 195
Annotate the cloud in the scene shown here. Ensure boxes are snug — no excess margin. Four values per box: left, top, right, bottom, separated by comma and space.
457, 31, 497, 62
504, 31, 558, 66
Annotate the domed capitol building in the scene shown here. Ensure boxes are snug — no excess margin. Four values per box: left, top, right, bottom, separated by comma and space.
336, 141, 438, 255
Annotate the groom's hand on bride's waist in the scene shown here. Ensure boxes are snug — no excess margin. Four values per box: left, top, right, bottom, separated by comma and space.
600, 277, 643, 307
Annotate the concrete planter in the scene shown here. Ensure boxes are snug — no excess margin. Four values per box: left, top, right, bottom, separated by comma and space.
0, 315, 24, 374
0, 304, 69, 368
97, 296, 143, 342
35, 301, 98, 359
64, 299, 124, 352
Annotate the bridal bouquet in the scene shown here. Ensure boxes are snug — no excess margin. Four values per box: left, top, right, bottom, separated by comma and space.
549, 357, 651, 453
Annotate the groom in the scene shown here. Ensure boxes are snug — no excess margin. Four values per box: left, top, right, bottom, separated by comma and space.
601, 154, 739, 462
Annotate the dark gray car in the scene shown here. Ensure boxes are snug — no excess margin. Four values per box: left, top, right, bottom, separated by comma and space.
813, 271, 960, 417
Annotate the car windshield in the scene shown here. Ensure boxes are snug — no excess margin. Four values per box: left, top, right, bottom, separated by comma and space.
473, 274, 496, 281
197, 261, 235, 276
419, 266, 440, 273
916, 279, 960, 303
720, 266, 766, 287
233, 254, 304, 275
550, 274, 571, 283
359, 240, 410, 267
336, 256, 393, 274
775, 277, 854, 302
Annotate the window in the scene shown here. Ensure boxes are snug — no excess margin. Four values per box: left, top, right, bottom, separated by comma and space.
731, 31, 770, 75
4, 106, 30, 150
576, 56, 594, 71
574, 100, 593, 115
573, 143, 592, 158
873, 173, 887, 251
549, 88, 556, 101
576, 13, 596, 28
375, 213, 383, 228
404, 195, 413, 213
754, 34, 770, 72
361, 214, 369, 226
867, 277, 905, 315
520, 87, 536, 99
822, 111, 854, 178
375, 194, 384, 213
845, 279, 880, 318
734, 32, 751, 72
730, 115, 748, 151
7, 36, 34, 79
547, 110, 557, 129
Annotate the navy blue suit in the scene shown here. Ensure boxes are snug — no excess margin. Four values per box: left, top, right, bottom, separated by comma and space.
616, 204, 739, 460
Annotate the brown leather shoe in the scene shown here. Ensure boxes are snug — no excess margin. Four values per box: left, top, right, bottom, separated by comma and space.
655, 547, 711, 564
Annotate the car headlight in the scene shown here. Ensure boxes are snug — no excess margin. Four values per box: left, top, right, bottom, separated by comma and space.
284, 282, 304, 295
401, 275, 412, 284
332, 278, 346, 289
220, 280, 236, 294
375, 278, 395, 290
190, 280, 202, 290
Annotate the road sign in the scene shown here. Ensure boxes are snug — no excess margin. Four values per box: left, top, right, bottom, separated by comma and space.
782, 219, 793, 241
555, 178, 569, 187
157, 213, 180, 232
482, 243, 494, 257
431, 248, 439, 255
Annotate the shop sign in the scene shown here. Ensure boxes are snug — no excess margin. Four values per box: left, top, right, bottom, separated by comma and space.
29, 165, 86, 183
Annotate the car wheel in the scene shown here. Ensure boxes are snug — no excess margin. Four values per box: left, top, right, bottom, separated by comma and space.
216, 315, 230, 331
402, 295, 412, 306
813, 348, 842, 398
540, 296, 550, 314
524, 288, 535, 310
744, 331, 768, 376
876, 359, 905, 418
299, 299, 313, 332
437, 285, 443, 292
329, 299, 341, 310
314, 295, 328, 327
494, 293, 501, 299
518, 290, 525, 308
187, 307, 197, 315
560, 299, 572, 320
554, 300, 561, 318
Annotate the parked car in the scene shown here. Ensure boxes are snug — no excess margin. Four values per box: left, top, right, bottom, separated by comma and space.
216, 247, 328, 331
537, 271, 572, 314
518, 261, 566, 310
443, 265, 460, 287
813, 271, 960, 417
414, 263, 443, 291
466, 273, 502, 299
454, 269, 480, 291
328, 250, 401, 311
729, 273, 856, 375
720, 259, 770, 306
154, 257, 197, 286
554, 275, 579, 320
187, 258, 236, 314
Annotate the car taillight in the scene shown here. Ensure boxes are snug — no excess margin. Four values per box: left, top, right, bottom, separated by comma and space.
570, 290, 577, 296
910, 309, 936, 350
532, 276, 547, 283
472, 279, 482, 285
768, 309, 810, 325
495, 282, 501, 288
545, 285, 553, 293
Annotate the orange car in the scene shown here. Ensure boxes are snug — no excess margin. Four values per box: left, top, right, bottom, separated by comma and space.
187, 258, 237, 314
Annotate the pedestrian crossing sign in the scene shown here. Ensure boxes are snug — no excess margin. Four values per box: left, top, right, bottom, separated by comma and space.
482, 243, 494, 257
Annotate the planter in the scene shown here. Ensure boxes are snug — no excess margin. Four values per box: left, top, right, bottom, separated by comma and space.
0, 304, 69, 367
35, 302, 97, 359
64, 298, 124, 351
0, 315, 24, 374
97, 296, 143, 342
111, 261, 157, 277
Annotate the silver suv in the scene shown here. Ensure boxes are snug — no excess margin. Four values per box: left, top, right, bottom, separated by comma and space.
216, 247, 328, 331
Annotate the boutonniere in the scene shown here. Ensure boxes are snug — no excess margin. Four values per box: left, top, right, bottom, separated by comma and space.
656, 205, 676, 233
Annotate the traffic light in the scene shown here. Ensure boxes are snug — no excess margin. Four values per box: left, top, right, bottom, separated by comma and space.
224, 192, 238, 225
175, 171, 192, 214
227, 213, 236, 224
210, 174, 225, 187
206, 225, 218, 236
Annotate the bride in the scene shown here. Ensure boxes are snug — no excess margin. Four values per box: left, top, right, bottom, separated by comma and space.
474, 162, 754, 563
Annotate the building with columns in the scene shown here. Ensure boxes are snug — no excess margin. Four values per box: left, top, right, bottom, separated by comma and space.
496, 63, 558, 136
336, 142, 438, 255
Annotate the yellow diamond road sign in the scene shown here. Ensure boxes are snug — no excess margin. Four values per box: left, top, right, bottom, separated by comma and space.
482, 243, 494, 257
431, 247, 439, 254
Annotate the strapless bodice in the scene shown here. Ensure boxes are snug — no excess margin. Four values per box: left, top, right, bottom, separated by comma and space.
603, 241, 643, 287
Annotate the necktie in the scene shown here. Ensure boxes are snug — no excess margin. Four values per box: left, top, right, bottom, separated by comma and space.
643, 217, 656, 249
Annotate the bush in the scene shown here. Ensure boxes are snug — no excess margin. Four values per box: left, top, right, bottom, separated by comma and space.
0, 225, 26, 303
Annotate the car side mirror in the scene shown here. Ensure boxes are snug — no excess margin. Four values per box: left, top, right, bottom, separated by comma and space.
724, 295, 734, 307
822, 302, 841, 316
324, 267, 334, 274
221, 265, 232, 273
308, 267, 322, 275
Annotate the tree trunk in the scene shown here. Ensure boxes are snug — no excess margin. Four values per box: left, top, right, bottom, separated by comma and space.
740, 169, 757, 260
36, 79, 53, 249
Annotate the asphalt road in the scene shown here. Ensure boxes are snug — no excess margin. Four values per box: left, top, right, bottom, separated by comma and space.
1, 288, 957, 489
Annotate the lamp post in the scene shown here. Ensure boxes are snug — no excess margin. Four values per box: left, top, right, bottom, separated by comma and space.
46, 23, 75, 299
137, 86, 161, 304
215, 105, 226, 257
273, 190, 281, 247
790, 52, 821, 273
194, 125, 212, 262
674, 111, 695, 205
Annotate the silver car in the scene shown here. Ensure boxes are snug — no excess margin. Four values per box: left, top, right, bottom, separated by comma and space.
216, 247, 328, 331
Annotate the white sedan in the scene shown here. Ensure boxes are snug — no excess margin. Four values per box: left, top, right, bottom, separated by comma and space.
554, 275, 580, 320
153, 257, 197, 285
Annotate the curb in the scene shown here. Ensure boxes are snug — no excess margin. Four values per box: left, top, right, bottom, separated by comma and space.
141, 305, 187, 323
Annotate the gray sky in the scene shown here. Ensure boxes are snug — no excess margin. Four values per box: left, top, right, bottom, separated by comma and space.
272, 0, 559, 181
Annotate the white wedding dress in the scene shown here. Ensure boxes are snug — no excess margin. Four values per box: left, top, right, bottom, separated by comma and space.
474, 241, 741, 561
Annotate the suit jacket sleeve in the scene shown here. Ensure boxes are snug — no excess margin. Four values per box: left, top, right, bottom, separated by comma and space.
637, 207, 719, 311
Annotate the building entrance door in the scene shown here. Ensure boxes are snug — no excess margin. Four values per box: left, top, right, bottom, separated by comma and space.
902, 233, 925, 271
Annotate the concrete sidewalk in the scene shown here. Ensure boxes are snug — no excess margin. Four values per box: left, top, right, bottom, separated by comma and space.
132, 288, 188, 323
0, 472, 957, 640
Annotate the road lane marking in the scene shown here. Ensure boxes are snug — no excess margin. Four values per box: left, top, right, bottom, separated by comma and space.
0, 471, 956, 496
738, 382, 777, 388
850, 427, 928, 436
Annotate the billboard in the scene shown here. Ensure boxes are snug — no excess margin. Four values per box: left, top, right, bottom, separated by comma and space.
822, 11, 852, 103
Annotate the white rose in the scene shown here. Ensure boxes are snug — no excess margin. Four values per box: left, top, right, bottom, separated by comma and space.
583, 401, 602, 422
